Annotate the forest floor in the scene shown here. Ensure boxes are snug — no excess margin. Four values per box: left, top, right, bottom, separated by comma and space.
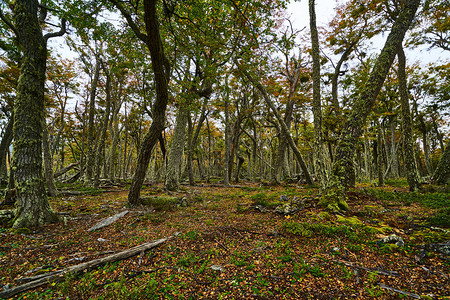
0, 180, 449, 299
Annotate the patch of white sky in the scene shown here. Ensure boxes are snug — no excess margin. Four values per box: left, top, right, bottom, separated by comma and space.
286, 0, 449, 66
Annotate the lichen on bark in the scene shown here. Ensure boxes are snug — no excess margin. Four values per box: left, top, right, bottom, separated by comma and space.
320, 0, 420, 211
12, 0, 60, 228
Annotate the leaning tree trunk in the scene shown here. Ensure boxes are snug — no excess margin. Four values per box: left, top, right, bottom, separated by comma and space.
432, 140, 450, 185
127, 0, 170, 206
398, 46, 420, 191
11, 0, 62, 228
235, 61, 313, 185
320, 0, 420, 211
309, 0, 330, 190
165, 106, 188, 191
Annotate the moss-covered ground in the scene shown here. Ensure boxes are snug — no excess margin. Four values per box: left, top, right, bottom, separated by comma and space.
0, 181, 448, 299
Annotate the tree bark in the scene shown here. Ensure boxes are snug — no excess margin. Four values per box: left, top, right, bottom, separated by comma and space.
42, 118, 58, 197
94, 71, 112, 188
376, 120, 384, 186
321, 0, 420, 210
84, 57, 100, 184
432, 140, 450, 185
309, 0, 330, 190
165, 106, 188, 191
11, 0, 61, 228
398, 46, 420, 191
127, 0, 170, 206
0, 115, 14, 184
224, 75, 231, 186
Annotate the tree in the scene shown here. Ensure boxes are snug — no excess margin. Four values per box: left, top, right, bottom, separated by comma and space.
0, 0, 66, 228
320, 0, 420, 211
110, 0, 170, 206
433, 140, 450, 184
309, 0, 330, 189
397, 46, 420, 191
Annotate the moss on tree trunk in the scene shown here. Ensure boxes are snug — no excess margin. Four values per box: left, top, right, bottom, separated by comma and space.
320, 0, 420, 211
398, 46, 420, 191
433, 140, 450, 185
165, 106, 188, 191
12, 0, 59, 228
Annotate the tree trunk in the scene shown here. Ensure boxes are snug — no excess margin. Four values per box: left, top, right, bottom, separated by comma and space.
84, 57, 100, 184
376, 121, 384, 186
224, 75, 231, 186
398, 46, 420, 191
389, 118, 399, 178
309, 0, 330, 190
186, 99, 208, 186
432, 140, 450, 185
331, 43, 356, 114
321, 0, 420, 211
127, 0, 170, 206
12, 0, 60, 228
94, 72, 112, 188
42, 118, 58, 197
235, 60, 313, 185
0, 116, 14, 184
165, 106, 188, 191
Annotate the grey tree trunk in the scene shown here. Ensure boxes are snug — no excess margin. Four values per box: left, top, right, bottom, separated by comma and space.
321, 0, 420, 211
84, 57, 101, 184
224, 75, 231, 186
398, 46, 420, 191
376, 121, 384, 186
432, 140, 450, 185
165, 106, 188, 191
11, 0, 64, 228
94, 72, 111, 188
309, 0, 330, 189
0, 116, 14, 183
42, 118, 58, 197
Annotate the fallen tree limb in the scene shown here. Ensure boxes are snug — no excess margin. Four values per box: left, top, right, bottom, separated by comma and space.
53, 163, 79, 179
87, 211, 129, 232
378, 283, 420, 299
337, 260, 399, 277
0, 234, 177, 299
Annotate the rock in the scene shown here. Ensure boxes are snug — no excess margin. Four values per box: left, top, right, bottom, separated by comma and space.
97, 238, 108, 242
275, 196, 306, 215
280, 195, 289, 202
331, 247, 340, 253
377, 234, 404, 247
428, 241, 450, 256
210, 265, 224, 272
177, 197, 188, 207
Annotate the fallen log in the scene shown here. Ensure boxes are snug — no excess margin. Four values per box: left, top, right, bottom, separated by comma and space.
378, 283, 420, 299
54, 163, 79, 179
87, 211, 129, 232
337, 260, 399, 277
0, 234, 177, 299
